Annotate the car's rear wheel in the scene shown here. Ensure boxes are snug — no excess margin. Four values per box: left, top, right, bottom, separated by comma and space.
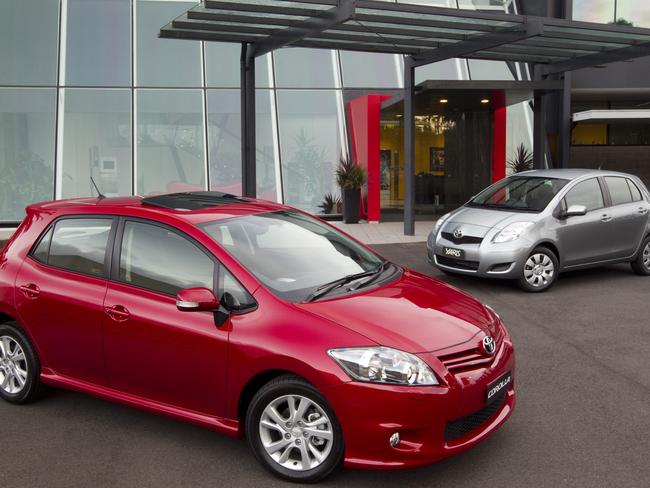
517, 247, 558, 292
0, 322, 42, 404
245, 375, 344, 483
631, 236, 650, 276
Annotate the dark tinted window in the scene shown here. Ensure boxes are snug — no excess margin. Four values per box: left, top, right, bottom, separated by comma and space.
627, 179, 643, 202
605, 177, 633, 206
119, 221, 214, 296
48, 219, 112, 277
32, 227, 53, 264
564, 178, 604, 212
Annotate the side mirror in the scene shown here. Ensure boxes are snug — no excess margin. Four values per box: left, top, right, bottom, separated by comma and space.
176, 287, 220, 312
565, 204, 588, 218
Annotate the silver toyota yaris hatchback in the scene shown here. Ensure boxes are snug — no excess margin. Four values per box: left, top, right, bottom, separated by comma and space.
427, 169, 650, 292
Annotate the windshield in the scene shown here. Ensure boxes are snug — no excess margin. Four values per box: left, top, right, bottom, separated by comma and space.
469, 176, 569, 212
200, 211, 385, 302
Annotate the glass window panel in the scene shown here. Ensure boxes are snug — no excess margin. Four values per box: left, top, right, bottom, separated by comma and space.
565, 178, 605, 212
61, 89, 132, 199
468, 60, 514, 80
119, 221, 215, 296
617, 1, 650, 28
136, 89, 205, 195
206, 90, 279, 200
506, 102, 533, 176
274, 48, 337, 88
136, 1, 201, 87
205, 44, 272, 88
340, 52, 401, 88
605, 176, 633, 205
65, 0, 131, 86
277, 90, 343, 213
49, 218, 113, 277
0, 0, 59, 85
416, 59, 466, 82
32, 227, 53, 264
572, 0, 615, 24
0, 89, 56, 223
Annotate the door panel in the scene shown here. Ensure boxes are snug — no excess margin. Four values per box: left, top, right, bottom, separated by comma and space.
102, 282, 228, 416
15, 258, 108, 384
604, 177, 648, 258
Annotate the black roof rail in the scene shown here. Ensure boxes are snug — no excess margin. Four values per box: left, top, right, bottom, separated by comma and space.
141, 192, 251, 211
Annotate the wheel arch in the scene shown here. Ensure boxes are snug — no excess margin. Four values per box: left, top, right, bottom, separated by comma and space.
533, 240, 561, 266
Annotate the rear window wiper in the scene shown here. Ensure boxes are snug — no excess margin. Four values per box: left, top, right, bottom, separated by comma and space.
305, 262, 386, 302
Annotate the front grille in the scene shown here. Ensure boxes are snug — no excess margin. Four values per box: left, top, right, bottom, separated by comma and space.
444, 392, 507, 442
436, 255, 480, 271
438, 328, 503, 373
441, 232, 483, 245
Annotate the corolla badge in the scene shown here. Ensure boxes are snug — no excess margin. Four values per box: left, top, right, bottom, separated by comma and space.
482, 336, 496, 355
453, 227, 464, 239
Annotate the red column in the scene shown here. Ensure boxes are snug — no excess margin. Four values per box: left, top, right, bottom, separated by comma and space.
347, 94, 392, 222
492, 90, 507, 183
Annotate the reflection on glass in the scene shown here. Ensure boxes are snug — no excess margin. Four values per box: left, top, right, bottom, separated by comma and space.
136, 0, 201, 87
0, 0, 59, 85
207, 90, 279, 200
617, 1, 650, 27
340, 52, 401, 88
205, 44, 273, 88
506, 102, 533, 175
136, 89, 205, 195
65, 0, 131, 86
277, 90, 343, 213
61, 89, 132, 198
274, 48, 337, 88
0, 89, 55, 222
468, 60, 514, 80
572, 0, 615, 23
416, 59, 467, 83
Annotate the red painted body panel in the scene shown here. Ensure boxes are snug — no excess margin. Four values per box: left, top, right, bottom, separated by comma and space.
0, 196, 515, 470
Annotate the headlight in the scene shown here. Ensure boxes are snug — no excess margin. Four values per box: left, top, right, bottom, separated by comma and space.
492, 222, 534, 243
433, 212, 452, 235
328, 347, 439, 386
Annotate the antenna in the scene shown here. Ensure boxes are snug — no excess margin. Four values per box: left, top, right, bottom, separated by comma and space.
90, 177, 106, 199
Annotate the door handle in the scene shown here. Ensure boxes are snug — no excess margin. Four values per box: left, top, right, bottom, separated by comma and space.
638, 207, 649, 215
19, 283, 40, 299
600, 214, 613, 223
105, 305, 130, 322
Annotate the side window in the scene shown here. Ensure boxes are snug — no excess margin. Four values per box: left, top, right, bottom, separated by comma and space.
219, 264, 256, 310
48, 218, 113, 277
31, 227, 53, 264
119, 221, 215, 296
605, 177, 633, 206
627, 179, 643, 202
564, 178, 604, 212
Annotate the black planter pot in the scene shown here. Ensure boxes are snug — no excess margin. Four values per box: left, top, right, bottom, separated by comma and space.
342, 188, 361, 224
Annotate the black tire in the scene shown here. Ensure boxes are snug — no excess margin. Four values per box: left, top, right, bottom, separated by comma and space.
517, 247, 559, 292
631, 235, 650, 276
245, 375, 344, 483
0, 321, 42, 404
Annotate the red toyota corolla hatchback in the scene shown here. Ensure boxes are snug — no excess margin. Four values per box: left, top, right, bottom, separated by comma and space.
0, 192, 515, 482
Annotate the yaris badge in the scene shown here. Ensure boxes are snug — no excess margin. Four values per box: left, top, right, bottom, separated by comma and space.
482, 336, 496, 355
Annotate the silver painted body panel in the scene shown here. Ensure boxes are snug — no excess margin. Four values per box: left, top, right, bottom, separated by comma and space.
427, 169, 650, 279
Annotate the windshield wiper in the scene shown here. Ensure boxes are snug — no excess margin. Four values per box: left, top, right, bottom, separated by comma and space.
348, 261, 391, 292
305, 262, 387, 302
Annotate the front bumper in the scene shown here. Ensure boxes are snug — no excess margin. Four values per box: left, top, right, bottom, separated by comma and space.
427, 231, 531, 279
323, 340, 515, 469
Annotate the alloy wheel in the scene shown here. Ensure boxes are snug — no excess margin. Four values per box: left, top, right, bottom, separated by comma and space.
259, 394, 334, 472
644, 242, 650, 270
0, 336, 28, 395
524, 253, 555, 288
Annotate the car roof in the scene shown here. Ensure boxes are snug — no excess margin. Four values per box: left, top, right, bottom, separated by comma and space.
513, 168, 638, 180
27, 192, 289, 225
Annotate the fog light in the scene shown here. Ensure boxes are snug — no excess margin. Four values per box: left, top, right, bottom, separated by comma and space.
389, 432, 400, 447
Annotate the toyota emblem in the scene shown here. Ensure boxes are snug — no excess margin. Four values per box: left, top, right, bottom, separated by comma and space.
482, 336, 496, 355
453, 228, 463, 239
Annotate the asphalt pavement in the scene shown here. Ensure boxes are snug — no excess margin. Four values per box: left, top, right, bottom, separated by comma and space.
1, 242, 649, 488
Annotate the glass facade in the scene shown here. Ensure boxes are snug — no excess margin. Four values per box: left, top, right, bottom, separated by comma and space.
573, 0, 650, 27
0, 0, 532, 224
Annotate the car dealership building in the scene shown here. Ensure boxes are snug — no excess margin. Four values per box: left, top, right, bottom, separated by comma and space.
1, 0, 650, 234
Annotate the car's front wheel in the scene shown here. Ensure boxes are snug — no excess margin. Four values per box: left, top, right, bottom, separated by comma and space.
245, 375, 344, 483
631, 235, 650, 276
0, 321, 42, 404
517, 247, 559, 292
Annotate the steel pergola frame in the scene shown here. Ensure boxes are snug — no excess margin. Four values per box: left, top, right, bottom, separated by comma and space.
160, 0, 650, 235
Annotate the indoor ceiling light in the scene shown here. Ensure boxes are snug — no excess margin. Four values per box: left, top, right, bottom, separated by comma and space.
439, 98, 448, 104
481, 98, 490, 104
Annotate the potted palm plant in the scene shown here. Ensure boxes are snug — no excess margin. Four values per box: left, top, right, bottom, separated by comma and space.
336, 156, 366, 224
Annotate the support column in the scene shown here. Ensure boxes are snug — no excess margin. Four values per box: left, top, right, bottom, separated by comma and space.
533, 90, 547, 169
403, 57, 415, 236
558, 73, 572, 168
240, 43, 256, 197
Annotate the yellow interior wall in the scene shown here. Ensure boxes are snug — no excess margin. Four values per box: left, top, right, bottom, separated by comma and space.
380, 125, 445, 201
572, 123, 607, 145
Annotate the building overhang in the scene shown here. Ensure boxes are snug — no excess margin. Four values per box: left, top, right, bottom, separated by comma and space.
573, 109, 650, 123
